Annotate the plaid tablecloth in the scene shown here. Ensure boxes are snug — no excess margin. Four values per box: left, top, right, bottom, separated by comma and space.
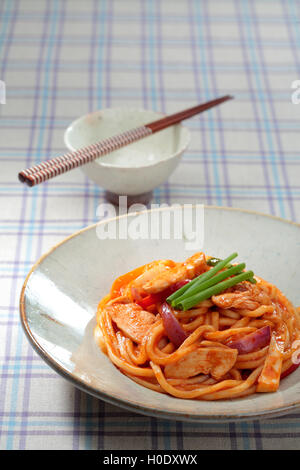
1, 0, 300, 450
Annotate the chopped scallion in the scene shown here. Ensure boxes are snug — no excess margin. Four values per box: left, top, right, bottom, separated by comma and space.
172, 262, 246, 307
175, 271, 254, 311
166, 252, 238, 304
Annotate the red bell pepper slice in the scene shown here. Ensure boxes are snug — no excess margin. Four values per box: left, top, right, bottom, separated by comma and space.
137, 293, 163, 309
137, 279, 191, 309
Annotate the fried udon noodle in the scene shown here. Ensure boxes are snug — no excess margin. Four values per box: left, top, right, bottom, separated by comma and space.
95, 253, 300, 400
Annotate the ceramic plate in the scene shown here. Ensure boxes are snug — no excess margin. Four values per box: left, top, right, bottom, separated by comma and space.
20, 206, 300, 422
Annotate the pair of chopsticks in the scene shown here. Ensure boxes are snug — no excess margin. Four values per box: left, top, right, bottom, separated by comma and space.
18, 95, 233, 187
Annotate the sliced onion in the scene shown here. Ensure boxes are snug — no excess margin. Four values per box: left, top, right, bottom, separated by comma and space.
166, 279, 191, 295
159, 302, 188, 348
281, 363, 300, 379
228, 326, 271, 354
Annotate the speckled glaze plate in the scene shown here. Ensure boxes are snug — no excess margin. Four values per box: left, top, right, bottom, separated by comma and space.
20, 206, 300, 422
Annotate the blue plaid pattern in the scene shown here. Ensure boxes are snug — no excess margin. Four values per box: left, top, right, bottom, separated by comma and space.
0, 0, 300, 450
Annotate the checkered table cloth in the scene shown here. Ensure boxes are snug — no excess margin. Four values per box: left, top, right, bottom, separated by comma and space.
1, 0, 300, 450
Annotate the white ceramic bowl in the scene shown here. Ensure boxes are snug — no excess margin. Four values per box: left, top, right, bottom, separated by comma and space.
64, 108, 190, 198
20, 206, 300, 422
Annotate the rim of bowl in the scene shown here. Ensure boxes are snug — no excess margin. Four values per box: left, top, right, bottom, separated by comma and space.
63, 107, 191, 170
19, 205, 300, 422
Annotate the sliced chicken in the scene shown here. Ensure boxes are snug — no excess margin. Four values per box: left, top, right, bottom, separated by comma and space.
105, 302, 156, 344
131, 262, 171, 300
212, 292, 260, 311
212, 281, 273, 310
164, 347, 238, 380
257, 333, 283, 392
135, 252, 207, 295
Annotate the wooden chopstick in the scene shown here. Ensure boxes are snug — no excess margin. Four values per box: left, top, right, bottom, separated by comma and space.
18, 95, 233, 187
146, 95, 233, 132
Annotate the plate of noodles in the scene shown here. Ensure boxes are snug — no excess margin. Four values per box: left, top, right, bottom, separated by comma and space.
20, 206, 300, 422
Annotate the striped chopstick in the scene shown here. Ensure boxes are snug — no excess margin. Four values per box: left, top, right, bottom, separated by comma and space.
18, 95, 233, 187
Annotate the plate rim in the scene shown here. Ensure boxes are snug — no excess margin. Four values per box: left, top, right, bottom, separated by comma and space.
19, 205, 300, 422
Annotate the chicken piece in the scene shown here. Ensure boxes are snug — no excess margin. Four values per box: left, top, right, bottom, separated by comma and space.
105, 302, 156, 344
226, 281, 272, 305
256, 333, 283, 392
164, 347, 238, 380
131, 262, 171, 300
212, 291, 260, 311
136, 252, 206, 295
